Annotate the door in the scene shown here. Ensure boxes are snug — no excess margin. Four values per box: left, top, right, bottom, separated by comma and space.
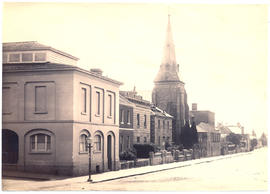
2, 129, 19, 164
107, 135, 112, 170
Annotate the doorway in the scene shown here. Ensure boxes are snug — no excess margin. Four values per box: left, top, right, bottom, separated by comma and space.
2, 129, 19, 164
107, 135, 112, 170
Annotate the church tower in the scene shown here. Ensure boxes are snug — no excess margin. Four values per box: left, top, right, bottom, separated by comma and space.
152, 15, 189, 145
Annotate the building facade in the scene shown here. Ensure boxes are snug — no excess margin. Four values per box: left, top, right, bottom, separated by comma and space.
190, 103, 215, 127
197, 123, 221, 157
119, 95, 134, 153
152, 15, 189, 145
120, 89, 151, 145
2, 41, 122, 176
190, 104, 220, 157
150, 106, 173, 148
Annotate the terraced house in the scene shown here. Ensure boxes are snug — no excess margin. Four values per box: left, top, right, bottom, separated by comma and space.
119, 95, 134, 153
2, 41, 122, 176
120, 89, 151, 145
150, 106, 173, 148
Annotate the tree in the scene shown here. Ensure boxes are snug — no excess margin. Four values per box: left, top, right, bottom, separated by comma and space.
190, 121, 198, 145
226, 133, 242, 146
180, 122, 190, 149
250, 138, 258, 150
260, 133, 267, 147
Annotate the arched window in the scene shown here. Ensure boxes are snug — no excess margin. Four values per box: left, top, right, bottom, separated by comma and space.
94, 135, 101, 151
30, 133, 51, 152
79, 134, 88, 153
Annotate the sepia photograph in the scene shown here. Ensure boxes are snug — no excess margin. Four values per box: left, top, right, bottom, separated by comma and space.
1, 0, 268, 191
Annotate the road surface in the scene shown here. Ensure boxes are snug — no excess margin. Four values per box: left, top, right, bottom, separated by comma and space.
2, 147, 268, 191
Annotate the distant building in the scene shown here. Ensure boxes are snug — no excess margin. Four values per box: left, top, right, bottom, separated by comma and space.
150, 105, 173, 148
120, 88, 151, 145
190, 103, 215, 127
152, 15, 189, 145
119, 95, 134, 153
190, 103, 220, 157
2, 41, 122, 176
216, 123, 250, 152
196, 122, 221, 157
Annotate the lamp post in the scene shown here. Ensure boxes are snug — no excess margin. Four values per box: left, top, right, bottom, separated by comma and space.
86, 137, 93, 182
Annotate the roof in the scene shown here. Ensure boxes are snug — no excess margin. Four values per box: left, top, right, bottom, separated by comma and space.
3, 41, 79, 60
197, 122, 219, 133
227, 126, 242, 135
120, 91, 151, 107
119, 95, 135, 107
151, 105, 173, 118
216, 125, 232, 134
3, 62, 123, 86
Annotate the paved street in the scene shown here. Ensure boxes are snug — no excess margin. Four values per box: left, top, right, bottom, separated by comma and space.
2, 147, 268, 191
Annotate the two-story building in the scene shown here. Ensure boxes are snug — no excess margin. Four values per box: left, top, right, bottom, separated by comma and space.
2, 41, 122, 176
120, 89, 151, 145
119, 95, 134, 153
150, 105, 173, 148
190, 103, 221, 157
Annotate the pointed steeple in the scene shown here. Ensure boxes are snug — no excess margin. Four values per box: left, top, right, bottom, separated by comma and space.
154, 14, 181, 83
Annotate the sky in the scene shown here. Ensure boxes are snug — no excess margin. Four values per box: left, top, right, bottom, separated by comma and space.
2, 1, 268, 136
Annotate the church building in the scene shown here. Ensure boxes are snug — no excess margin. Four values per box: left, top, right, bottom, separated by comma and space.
152, 15, 189, 145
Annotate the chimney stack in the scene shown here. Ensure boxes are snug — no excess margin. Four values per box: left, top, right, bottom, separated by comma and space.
90, 68, 103, 76
192, 103, 197, 111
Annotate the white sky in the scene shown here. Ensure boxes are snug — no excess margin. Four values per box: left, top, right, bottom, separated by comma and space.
2, 1, 268, 136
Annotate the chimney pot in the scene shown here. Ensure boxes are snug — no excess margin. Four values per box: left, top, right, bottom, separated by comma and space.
192, 103, 197, 111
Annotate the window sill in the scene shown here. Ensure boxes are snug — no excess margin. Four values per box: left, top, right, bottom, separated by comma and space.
81, 112, 87, 115
29, 151, 52, 154
127, 123, 130, 125
2, 112, 12, 115
107, 116, 112, 119
79, 151, 89, 155
120, 122, 124, 124
34, 111, 48, 114
95, 114, 101, 117
93, 150, 102, 154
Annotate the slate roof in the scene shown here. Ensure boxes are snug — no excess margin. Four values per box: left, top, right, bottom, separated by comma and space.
119, 95, 135, 107
227, 126, 242, 135
3, 41, 79, 60
197, 122, 219, 133
151, 105, 173, 118
216, 125, 232, 134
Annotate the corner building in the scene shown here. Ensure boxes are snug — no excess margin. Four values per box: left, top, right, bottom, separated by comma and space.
2, 41, 122, 176
152, 15, 189, 145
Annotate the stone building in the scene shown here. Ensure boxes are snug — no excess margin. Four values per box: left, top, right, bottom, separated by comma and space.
190, 104, 220, 157
120, 88, 151, 145
119, 95, 134, 153
196, 123, 221, 157
150, 106, 173, 148
190, 103, 215, 127
2, 41, 122, 176
152, 15, 189, 145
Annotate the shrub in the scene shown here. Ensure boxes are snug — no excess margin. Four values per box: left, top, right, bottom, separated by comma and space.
133, 144, 158, 158
119, 149, 137, 161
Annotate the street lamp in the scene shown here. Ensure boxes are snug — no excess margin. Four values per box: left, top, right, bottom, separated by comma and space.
86, 137, 93, 182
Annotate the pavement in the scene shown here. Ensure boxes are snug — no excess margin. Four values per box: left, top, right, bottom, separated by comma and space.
2, 151, 252, 184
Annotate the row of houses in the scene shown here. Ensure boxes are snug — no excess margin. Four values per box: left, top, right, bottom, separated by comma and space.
119, 90, 173, 153
190, 103, 253, 158
2, 41, 173, 176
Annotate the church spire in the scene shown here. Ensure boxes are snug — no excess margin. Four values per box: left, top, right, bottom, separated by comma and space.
154, 14, 180, 83
162, 14, 177, 66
